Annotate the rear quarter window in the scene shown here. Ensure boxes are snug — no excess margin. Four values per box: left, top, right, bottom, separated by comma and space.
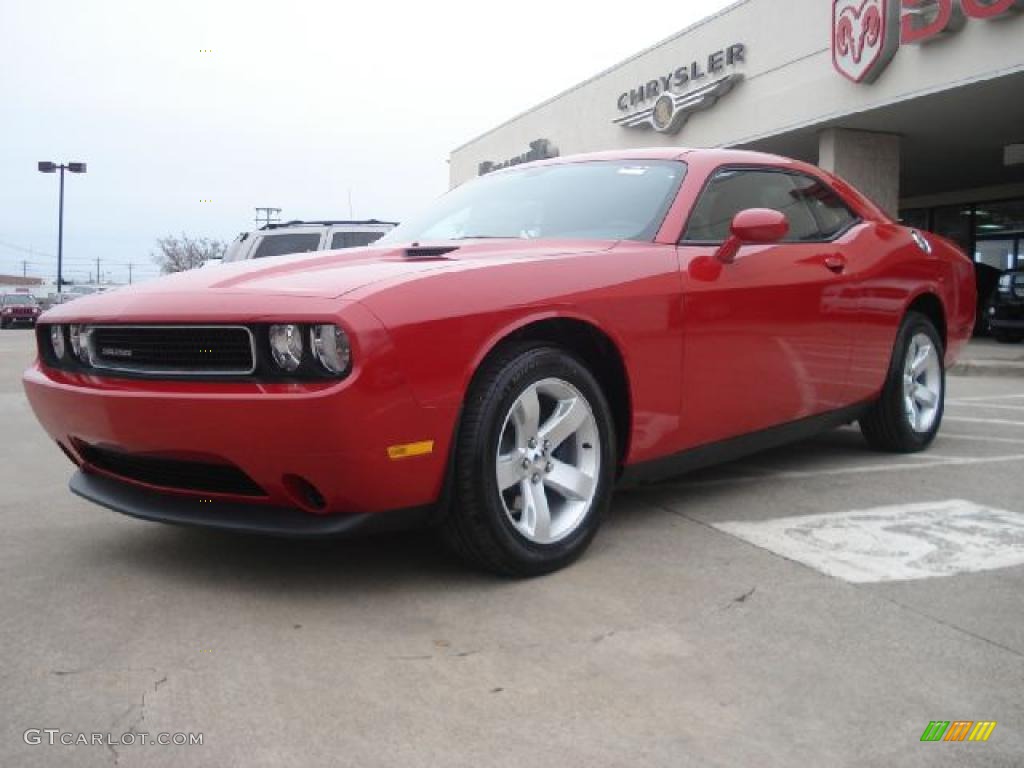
789, 174, 858, 239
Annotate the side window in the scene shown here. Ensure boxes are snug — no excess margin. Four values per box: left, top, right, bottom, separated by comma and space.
789, 174, 858, 238
330, 231, 385, 249
252, 233, 322, 259
682, 169, 820, 243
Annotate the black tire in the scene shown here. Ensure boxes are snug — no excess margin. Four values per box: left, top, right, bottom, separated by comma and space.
860, 312, 945, 452
992, 330, 1024, 344
441, 344, 616, 577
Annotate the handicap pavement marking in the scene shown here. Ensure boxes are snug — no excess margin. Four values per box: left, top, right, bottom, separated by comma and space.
713, 500, 1024, 583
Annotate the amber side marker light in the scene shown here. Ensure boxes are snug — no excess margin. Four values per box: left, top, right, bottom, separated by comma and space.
387, 441, 435, 460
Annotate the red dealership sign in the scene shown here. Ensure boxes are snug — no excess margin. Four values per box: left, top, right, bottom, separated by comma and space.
833, 0, 1023, 83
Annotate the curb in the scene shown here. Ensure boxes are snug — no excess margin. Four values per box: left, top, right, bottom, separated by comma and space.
949, 360, 1024, 378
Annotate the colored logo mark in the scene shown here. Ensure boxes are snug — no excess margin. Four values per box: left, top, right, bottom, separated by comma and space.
920, 721, 997, 742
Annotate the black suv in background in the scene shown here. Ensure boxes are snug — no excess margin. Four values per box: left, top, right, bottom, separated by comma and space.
989, 270, 1024, 343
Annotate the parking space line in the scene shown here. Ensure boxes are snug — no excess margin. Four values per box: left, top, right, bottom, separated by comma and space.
947, 401, 1024, 411
944, 416, 1024, 428
712, 499, 1024, 583
647, 453, 1024, 490
939, 433, 1024, 446
947, 394, 1024, 403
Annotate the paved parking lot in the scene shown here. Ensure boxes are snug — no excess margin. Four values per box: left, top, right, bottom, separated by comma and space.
1, 328, 1021, 767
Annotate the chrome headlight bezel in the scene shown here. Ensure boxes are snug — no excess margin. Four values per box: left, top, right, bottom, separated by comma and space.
268, 324, 304, 372
49, 325, 66, 360
69, 324, 92, 364
309, 324, 351, 376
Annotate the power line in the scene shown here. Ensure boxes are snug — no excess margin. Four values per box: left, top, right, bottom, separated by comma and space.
0, 239, 53, 258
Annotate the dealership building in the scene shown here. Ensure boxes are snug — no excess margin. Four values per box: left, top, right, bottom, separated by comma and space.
450, 0, 1024, 276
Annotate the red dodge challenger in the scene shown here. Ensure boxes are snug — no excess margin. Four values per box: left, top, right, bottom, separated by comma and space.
24, 149, 975, 576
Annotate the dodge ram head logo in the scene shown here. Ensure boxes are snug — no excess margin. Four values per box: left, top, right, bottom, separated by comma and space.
832, 0, 902, 83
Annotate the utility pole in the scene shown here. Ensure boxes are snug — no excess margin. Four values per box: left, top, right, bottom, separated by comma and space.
255, 207, 282, 227
128, 262, 134, 285
95, 257, 101, 285
21, 259, 27, 277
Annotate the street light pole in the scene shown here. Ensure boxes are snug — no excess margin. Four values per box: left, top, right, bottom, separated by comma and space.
58, 165, 65, 293
38, 161, 87, 296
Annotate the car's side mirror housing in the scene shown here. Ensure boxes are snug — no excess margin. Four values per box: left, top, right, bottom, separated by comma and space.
715, 208, 789, 264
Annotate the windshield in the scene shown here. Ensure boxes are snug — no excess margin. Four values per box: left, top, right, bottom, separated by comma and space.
2, 294, 36, 305
380, 160, 686, 244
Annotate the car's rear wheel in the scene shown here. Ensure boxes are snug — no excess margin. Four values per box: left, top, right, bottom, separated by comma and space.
860, 311, 945, 452
442, 344, 616, 577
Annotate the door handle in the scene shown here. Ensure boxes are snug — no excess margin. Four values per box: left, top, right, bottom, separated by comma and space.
823, 254, 846, 274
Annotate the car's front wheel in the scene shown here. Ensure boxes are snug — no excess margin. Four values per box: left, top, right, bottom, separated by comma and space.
442, 344, 616, 577
860, 311, 945, 452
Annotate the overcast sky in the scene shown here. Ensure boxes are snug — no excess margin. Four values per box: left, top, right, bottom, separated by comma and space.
0, 0, 733, 285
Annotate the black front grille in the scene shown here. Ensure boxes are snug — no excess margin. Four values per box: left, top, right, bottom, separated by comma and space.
78, 443, 266, 497
90, 326, 254, 374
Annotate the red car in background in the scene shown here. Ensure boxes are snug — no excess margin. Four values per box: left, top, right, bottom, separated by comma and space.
1, 293, 42, 328
23, 149, 975, 576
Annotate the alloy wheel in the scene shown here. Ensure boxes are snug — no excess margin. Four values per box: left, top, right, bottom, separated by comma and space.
902, 332, 942, 433
495, 378, 600, 544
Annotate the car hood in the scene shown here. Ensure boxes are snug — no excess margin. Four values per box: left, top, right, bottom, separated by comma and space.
40, 241, 613, 321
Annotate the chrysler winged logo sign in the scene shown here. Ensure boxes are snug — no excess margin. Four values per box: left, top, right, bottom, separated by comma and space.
614, 74, 744, 134
614, 43, 746, 135
832, 0, 902, 83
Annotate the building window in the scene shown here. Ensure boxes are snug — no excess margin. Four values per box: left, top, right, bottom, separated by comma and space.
975, 200, 1024, 239
899, 198, 1024, 276
931, 204, 973, 254
898, 208, 929, 231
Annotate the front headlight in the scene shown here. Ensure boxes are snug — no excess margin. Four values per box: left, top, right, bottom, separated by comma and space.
69, 324, 91, 364
310, 324, 351, 375
268, 324, 303, 371
50, 325, 66, 359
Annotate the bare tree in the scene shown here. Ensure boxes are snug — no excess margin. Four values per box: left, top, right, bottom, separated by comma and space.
152, 234, 226, 274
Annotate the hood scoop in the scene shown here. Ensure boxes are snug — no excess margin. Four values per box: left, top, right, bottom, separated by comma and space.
403, 245, 459, 260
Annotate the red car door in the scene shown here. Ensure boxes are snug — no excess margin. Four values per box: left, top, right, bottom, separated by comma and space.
673, 167, 861, 449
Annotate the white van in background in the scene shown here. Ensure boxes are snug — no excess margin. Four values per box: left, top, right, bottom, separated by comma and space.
223, 220, 397, 263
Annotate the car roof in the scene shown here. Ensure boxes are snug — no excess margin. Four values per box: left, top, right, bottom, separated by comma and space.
511, 146, 799, 169
500, 147, 888, 222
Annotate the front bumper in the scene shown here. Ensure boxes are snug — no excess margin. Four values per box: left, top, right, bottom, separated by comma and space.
71, 470, 431, 536
23, 308, 459, 528
2, 314, 37, 326
990, 300, 1024, 330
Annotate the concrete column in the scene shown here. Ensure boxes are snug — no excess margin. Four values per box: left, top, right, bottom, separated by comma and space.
818, 128, 901, 218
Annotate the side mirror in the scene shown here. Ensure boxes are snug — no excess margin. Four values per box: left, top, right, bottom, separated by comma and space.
715, 208, 789, 264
